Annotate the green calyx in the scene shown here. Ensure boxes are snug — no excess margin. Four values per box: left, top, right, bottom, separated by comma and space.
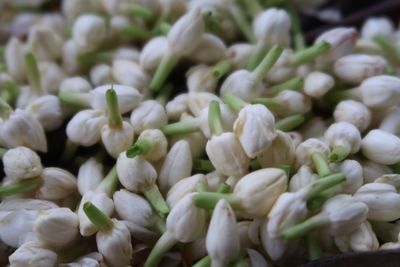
329, 146, 351, 163
126, 139, 152, 158
143, 231, 178, 267
281, 214, 325, 240
193, 159, 215, 173
83, 201, 114, 232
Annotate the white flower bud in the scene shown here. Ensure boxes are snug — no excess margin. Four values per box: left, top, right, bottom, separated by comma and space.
159, 140, 193, 193
33, 208, 79, 249
78, 191, 114, 236
112, 60, 149, 92
299, 117, 327, 140
116, 153, 157, 192
187, 33, 227, 63
26, 95, 64, 131
354, 183, 400, 221
234, 168, 287, 217
257, 130, 296, 168
334, 100, 371, 132
90, 64, 113, 87
362, 160, 392, 184
220, 70, 264, 102
227, 43, 254, 69
289, 165, 319, 192
9, 241, 57, 267
91, 84, 142, 114
304, 71, 335, 98
380, 242, 400, 250
66, 109, 107, 146
166, 93, 189, 121
253, 8, 291, 46
62, 0, 92, 22
359, 75, 400, 108
60, 76, 92, 93
3, 146, 42, 182
361, 129, 400, 165
140, 37, 169, 72
167, 193, 207, 242
96, 219, 132, 267
0, 199, 58, 248
62, 40, 81, 75
187, 92, 222, 117
315, 27, 358, 65
324, 121, 361, 154
187, 65, 217, 93
27, 25, 63, 61
321, 194, 368, 235
113, 47, 140, 63
169, 129, 207, 159
36, 14, 66, 38
275, 90, 312, 116
330, 160, 363, 194
233, 104, 276, 158
4, 37, 27, 83
334, 221, 379, 252
266, 49, 295, 83
101, 122, 134, 159
167, 8, 205, 56
77, 158, 103, 196
0, 109, 47, 152
334, 54, 387, 84
380, 107, 400, 135
72, 14, 107, 53
36, 168, 77, 200
130, 100, 168, 135
39, 61, 65, 95
206, 132, 249, 177
361, 17, 395, 40
206, 200, 240, 267
296, 138, 330, 167
167, 174, 206, 207
136, 129, 168, 162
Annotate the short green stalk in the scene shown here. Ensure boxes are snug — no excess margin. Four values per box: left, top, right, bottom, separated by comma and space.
143, 184, 170, 219
267, 76, 304, 96
373, 36, 400, 64
78, 51, 112, 66
150, 51, 180, 92
291, 41, 331, 67
1, 80, 20, 105
217, 183, 232, 193
227, 3, 256, 43
307, 232, 323, 261
150, 214, 167, 234
246, 42, 269, 71
282, 214, 326, 240
329, 146, 351, 163
95, 166, 118, 197
302, 173, 345, 200
0, 178, 41, 198
252, 44, 284, 83
208, 101, 224, 136
60, 139, 79, 163
311, 153, 330, 178
155, 84, 173, 106
58, 91, 91, 108
161, 120, 200, 136
251, 97, 282, 112
193, 192, 241, 210
279, 164, 292, 178
223, 93, 248, 113
0, 147, 7, 159
275, 113, 308, 131
230, 257, 251, 267
193, 256, 211, 267
212, 60, 233, 80
83, 202, 114, 232
24, 52, 41, 95
193, 159, 215, 173
105, 88, 123, 129
0, 98, 13, 119
126, 139, 152, 158
203, 11, 223, 36
196, 181, 209, 193
143, 231, 178, 267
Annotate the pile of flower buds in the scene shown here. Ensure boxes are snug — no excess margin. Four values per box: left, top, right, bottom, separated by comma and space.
1, 0, 400, 266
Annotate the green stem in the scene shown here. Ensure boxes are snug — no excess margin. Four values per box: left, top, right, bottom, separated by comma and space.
246, 42, 268, 71
312, 153, 330, 178
373, 36, 400, 64
223, 93, 248, 113
275, 113, 307, 131
2, 81, 20, 105
155, 84, 173, 106
227, 3, 256, 43
286, 2, 305, 51
106, 88, 123, 128
217, 183, 232, 193
252, 44, 284, 83
193, 192, 241, 210
203, 11, 223, 36
83, 202, 114, 232
212, 60, 233, 79
193, 159, 215, 173
143, 184, 170, 219
159, 22, 172, 35
282, 214, 325, 240
329, 146, 351, 163
78, 51, 112, 66
126, 4, 154, 21
0, 178, 41, 197
268, 76, 304, 96
143, 231, 178, 267
161, 120, 200, 136
150, 51, 180, 93
250, 97, 282, 112
193, 256, 211, 267
58, 91, 91, 108
196, 181, 209, 193
24, 52, 41, 95
0, 147, 7, 159
307, 189, 335, 211
150, 214, 167, 234
302, 173, 345, 200
307, 233, 323, 261
0, 97, 13, 119
126, 139, 152, 158
279, 164, 291, 178
322, 89, 355, 106
95, 166, 118, 197
208, 101, 224, 136
120, 25, 152, 40
291, 41, 331, 67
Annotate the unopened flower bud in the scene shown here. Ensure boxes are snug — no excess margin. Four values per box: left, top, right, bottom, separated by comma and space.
330, 160, 363, 194
140, 37, 169, 72
72, 14, 107, 53
362, 160, 392, 184
295, 138, 330, 176
187, 92, 222, 116
187, 65, 217, 93
113, 47, 140, 63
112, 60, 149, 92
299, 117, 327, 140
33, 207, 79, 249
4, 37, 27, 83
361, 17, 394, 40
130, 100, 168, 135
315, 27, 357, 65
187, 33, 227, 63
359, 75, 400, 108
167, 174, 206, 207
38, 61, 65, 95
166, 93, 189, 121
289, 165, 319, 192
334, 221, 379, 252
130, 129, 168, 162
101, 121, 134, 159
60, 76, 92, 93
3, 146, 42, 182
227, 43, 254, 69
90, 64, 113, 87
354, 183, 400, 221
206, 200, 240, 267
380, 107, 400, 135
36, 167, 77, 200
26, 95, 63, 131
77, 158, 103, 196
361, 129, 400, 165
27, 25, 63, 61
274, 90, 312, 116
334, 54, 387, 84
159, 140, 193, 193
9, 241, 58, 267
304, 71, 335, 98
334, 100, 371, 132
